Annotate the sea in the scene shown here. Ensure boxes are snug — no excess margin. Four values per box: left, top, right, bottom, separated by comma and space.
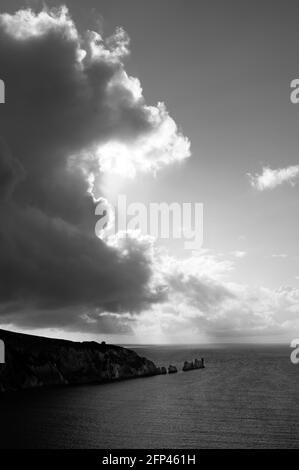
0, 344, 299, 449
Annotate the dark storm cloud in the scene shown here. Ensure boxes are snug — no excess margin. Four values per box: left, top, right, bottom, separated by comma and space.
0, 204, 161, 309
0, 6, 177, 331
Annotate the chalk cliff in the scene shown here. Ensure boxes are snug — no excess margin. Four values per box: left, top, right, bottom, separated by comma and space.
0, 329, 161, 392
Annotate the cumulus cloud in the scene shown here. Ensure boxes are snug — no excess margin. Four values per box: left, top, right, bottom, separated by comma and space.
0, 6, 78, 40
248, 165, 299, 191
0, 5, 189, 332
0, 7, 190, 176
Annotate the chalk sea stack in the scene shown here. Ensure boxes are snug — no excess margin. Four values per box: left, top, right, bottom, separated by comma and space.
0, 329, 162, 392
182, 358, 205, 371
168, 365, 178, 374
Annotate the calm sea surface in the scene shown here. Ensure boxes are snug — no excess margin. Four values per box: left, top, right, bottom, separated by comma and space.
0, 345, 299, 448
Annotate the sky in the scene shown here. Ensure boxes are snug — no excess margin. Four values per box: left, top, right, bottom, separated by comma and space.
0, 0, 299, 343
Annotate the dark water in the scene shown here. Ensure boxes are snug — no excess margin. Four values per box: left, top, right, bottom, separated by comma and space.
0, 345, 299, 449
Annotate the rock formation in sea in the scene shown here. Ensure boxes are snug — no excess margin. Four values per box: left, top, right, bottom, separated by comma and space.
182, 358, 205, 371
168, 365, 178, 374
0, 329, 162, 392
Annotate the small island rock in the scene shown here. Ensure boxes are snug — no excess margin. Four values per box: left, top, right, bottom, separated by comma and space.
182, 358, 205, 372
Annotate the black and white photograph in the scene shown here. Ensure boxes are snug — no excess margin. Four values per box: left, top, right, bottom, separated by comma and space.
0, 0, 299, 458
